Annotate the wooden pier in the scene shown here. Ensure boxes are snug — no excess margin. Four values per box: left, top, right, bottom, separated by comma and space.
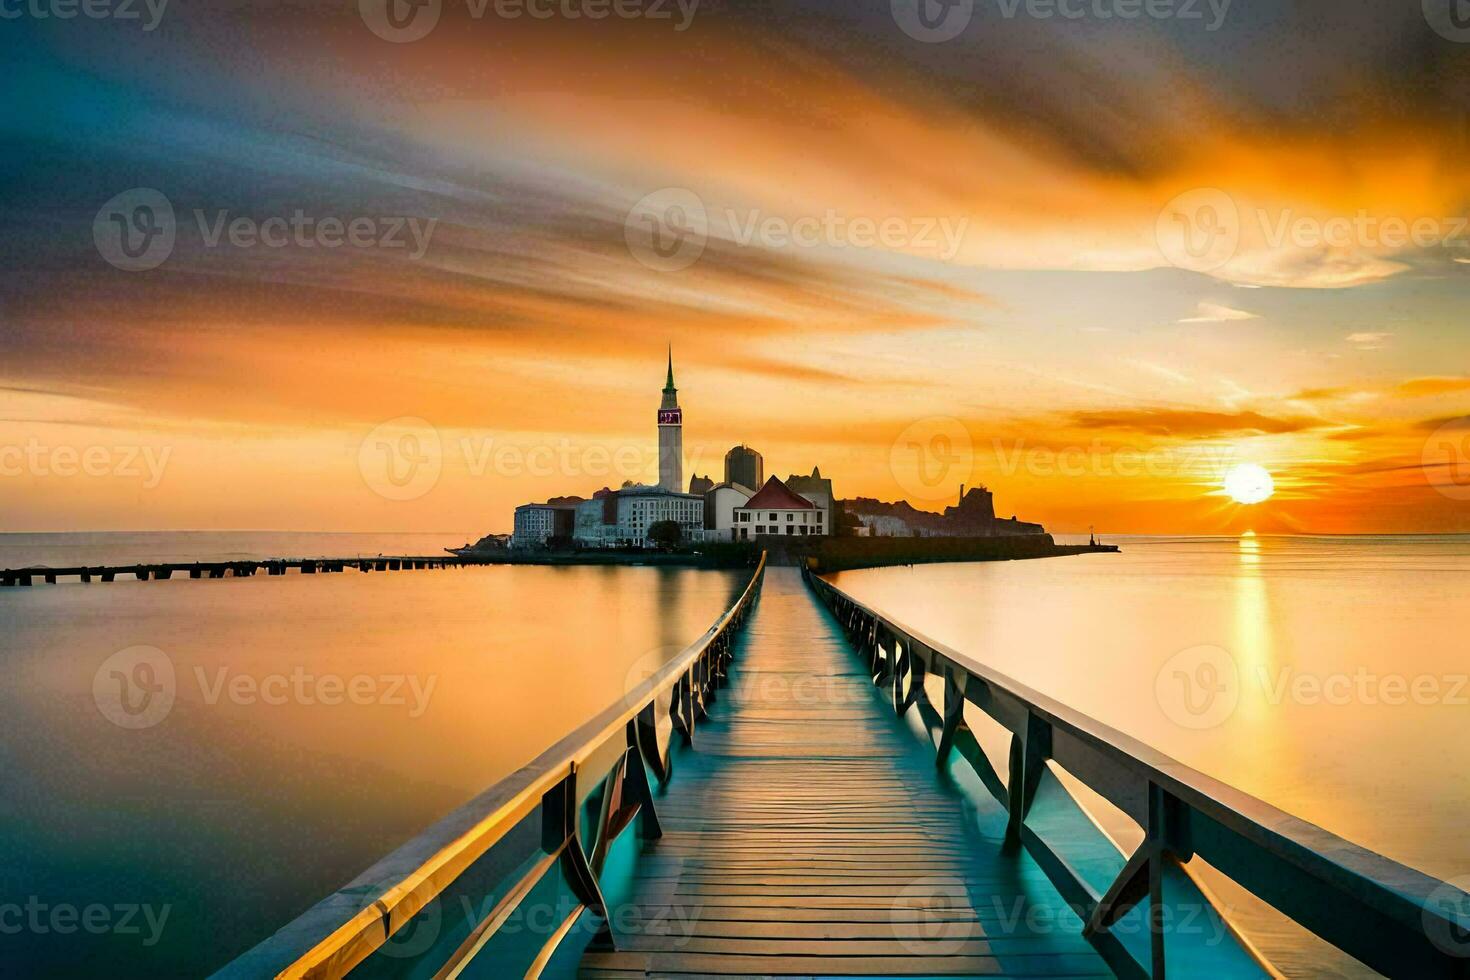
0, 555, 472, 587
217, 553, 1470, 980
579, 566, 1113, 978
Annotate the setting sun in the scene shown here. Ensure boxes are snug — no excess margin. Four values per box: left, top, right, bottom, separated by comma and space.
1224, 463, 1276, 504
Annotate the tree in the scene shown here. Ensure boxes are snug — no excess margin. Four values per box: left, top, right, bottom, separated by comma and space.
834, 505, 863, 537
648, 520, 683, 550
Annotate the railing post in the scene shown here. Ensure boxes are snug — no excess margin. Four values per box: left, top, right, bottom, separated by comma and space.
634, 702, 669, 783
936, 664, 967, 768
624, 721, 664, 842
541, 768, 615, 950
1004, 711, 1051, 849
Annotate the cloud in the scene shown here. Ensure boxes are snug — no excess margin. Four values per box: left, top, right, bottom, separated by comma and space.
1417, 415, 1470, 432
1178, 301, 1260, 324
1395, 377, 1470, 398
1067, 408, 1327, 438
1346, 332, 1391, 350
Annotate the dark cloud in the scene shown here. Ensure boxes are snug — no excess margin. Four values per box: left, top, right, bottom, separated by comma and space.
1067, 407, 1328, 437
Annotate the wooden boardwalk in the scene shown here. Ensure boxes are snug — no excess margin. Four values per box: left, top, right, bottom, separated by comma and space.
581, 567, 1113, 979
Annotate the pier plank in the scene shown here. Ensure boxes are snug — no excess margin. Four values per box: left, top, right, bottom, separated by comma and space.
578, 567, 1110, 979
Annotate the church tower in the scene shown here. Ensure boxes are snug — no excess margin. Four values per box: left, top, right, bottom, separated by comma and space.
657, 348, 683, 492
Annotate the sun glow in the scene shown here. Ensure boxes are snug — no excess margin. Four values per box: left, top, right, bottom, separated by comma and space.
1224, 463, 1275, 504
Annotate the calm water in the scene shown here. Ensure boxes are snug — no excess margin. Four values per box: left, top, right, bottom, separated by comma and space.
0, 532, 744, 978
829, 534, 1470, 978
6, 533, 1466, 978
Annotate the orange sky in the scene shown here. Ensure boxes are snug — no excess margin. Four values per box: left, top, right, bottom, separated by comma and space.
2, 4, 1468, 534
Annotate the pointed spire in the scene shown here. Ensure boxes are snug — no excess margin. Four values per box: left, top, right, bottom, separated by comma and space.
665, 345, 676, 390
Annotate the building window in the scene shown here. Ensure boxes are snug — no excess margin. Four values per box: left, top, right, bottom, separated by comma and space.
768, 513, 776, 520
785, 526, 793, 535
786, 513, 794, 521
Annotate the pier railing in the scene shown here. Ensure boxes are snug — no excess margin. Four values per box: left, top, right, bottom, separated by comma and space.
216, 552, 766, 980
807, 568, 1470, 980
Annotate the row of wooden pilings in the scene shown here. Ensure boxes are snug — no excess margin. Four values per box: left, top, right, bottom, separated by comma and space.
0, 556, 472, 587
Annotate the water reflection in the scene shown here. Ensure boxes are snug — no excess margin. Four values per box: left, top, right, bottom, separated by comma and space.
0, 560, 743, 977
830, 534, 1470, 978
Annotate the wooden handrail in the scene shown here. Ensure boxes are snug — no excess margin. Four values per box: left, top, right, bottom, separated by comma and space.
807, 569, 1470, 979
216, 553, 766, 980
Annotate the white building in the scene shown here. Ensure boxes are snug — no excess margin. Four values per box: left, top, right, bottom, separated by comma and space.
733, 476, 825, 540
573, 485, 706, 547
512, 502, 577, 548
703, 482, 754, 541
